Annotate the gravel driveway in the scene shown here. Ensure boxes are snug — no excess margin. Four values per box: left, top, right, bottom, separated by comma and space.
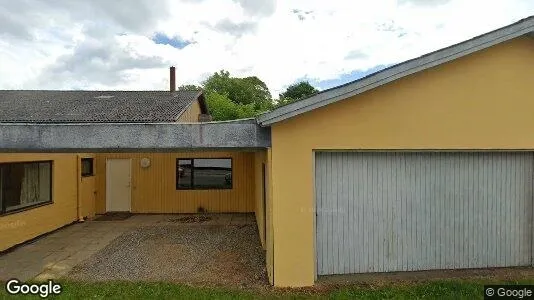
68, 216, 267, 287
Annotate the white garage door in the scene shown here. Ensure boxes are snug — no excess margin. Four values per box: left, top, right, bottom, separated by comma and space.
315, 152, 533, 276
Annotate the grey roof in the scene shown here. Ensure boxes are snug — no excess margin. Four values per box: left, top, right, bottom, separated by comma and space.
0, 90, 208, 123
257, 16, 534, 126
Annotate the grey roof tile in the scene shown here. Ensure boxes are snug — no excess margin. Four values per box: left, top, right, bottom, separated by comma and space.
0, 90, 205, 123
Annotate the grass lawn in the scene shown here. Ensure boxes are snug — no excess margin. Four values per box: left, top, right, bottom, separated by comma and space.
1, 279, 533, 299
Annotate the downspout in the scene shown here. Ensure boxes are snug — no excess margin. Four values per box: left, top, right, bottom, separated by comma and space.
76, 155, 84, 222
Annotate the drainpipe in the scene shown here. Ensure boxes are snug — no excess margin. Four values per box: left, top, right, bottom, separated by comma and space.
76, 155, 84, 222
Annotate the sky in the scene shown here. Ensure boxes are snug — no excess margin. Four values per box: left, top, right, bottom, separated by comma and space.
0, 0, 533, 97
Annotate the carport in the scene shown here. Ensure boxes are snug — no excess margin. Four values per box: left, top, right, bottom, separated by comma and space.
0, 119, 274, 285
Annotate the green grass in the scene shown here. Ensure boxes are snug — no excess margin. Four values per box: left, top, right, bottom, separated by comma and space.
1, 279, 534, 299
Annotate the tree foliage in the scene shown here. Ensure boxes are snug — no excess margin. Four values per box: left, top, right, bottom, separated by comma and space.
177, 71, 322, 121
277, 81, 318, 107
178, 84, 202, 91
201, 70, 273, 121
205, 92, 256, 121
203, 70, 272, 110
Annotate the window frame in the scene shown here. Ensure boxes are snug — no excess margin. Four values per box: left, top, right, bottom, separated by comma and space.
0, 160, 54, 216
176, 158, 233, 190
81, 157, 95, 177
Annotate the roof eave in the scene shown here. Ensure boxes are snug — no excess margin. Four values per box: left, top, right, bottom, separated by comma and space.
0, 119, 271, 151
257, 16, 534, 126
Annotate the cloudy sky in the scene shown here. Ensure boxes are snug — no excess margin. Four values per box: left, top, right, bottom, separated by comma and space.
0, 0, 533, 96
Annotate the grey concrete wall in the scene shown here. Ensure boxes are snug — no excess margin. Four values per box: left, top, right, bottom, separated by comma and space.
0, 119, 271, 152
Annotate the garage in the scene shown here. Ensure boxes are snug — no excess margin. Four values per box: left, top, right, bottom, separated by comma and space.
253, 19, 534, 286
315, 151, 533, 276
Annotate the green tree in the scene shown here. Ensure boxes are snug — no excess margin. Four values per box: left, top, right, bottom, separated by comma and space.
202, 70, 232, 96
178, 84, 202, 91
238, 76, 273, 110
277, 81, 318, 107
205, 92, 257, 121
203, 70, 273, 110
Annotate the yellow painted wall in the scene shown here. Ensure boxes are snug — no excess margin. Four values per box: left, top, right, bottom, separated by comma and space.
79, 155, 96, 219
95, 151, 255, 214
254, 149, 274, 284
265, 148, 274, 285
177, 99, 202, 122
269, 37, 534, 286
253, 151, 266, 248
0, 153, 79, 252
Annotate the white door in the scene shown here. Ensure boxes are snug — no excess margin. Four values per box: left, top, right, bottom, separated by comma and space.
315, 152, 533, 276
106, 159, 131, 212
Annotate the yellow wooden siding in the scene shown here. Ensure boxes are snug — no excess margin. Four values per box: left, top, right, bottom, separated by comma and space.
0, 153, 79, 252
95, 151, 255, 214
177, 99, 202, 122
79, 155, 96, 219
269, 37, 534, 286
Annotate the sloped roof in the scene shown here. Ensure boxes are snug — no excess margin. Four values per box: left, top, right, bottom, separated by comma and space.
257, 16, 534, 126
0, 90, 208, 123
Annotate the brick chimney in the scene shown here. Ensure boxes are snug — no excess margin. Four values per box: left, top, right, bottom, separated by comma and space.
170, 66, 176, 92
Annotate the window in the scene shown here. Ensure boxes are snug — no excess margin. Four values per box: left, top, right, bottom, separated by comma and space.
176, 158, 232, 190
0, 161, 52, 215
81, 158, 94, 177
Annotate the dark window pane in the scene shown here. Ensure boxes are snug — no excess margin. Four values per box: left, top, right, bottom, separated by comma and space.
38, 162, 51, 203
81, 158, 94, 177
0, 161, 52, 214
177, 159, 193, 189
193, 159, 232, 189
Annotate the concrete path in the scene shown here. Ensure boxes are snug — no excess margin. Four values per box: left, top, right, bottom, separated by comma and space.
0, 214, 256, 282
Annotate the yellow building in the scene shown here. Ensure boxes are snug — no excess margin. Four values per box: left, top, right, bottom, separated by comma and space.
1, 17, 533, 287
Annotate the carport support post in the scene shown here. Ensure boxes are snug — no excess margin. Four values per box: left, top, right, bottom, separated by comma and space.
532, 171, 534, 267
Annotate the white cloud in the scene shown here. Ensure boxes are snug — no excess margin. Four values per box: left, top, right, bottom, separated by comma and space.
0, 0, 532, 95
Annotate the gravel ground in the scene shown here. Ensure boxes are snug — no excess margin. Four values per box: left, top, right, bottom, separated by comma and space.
68, 224, 268, 287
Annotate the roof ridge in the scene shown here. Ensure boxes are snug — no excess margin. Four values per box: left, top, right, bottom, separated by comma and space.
0, 90, 204, 123
258, 15, 534, 125
316, 15, 534, 98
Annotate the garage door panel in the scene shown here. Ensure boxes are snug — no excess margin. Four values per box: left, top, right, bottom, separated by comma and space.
316, 152, 533, 276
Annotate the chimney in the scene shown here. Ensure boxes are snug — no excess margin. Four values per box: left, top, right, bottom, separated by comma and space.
170, 66, 176, 92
